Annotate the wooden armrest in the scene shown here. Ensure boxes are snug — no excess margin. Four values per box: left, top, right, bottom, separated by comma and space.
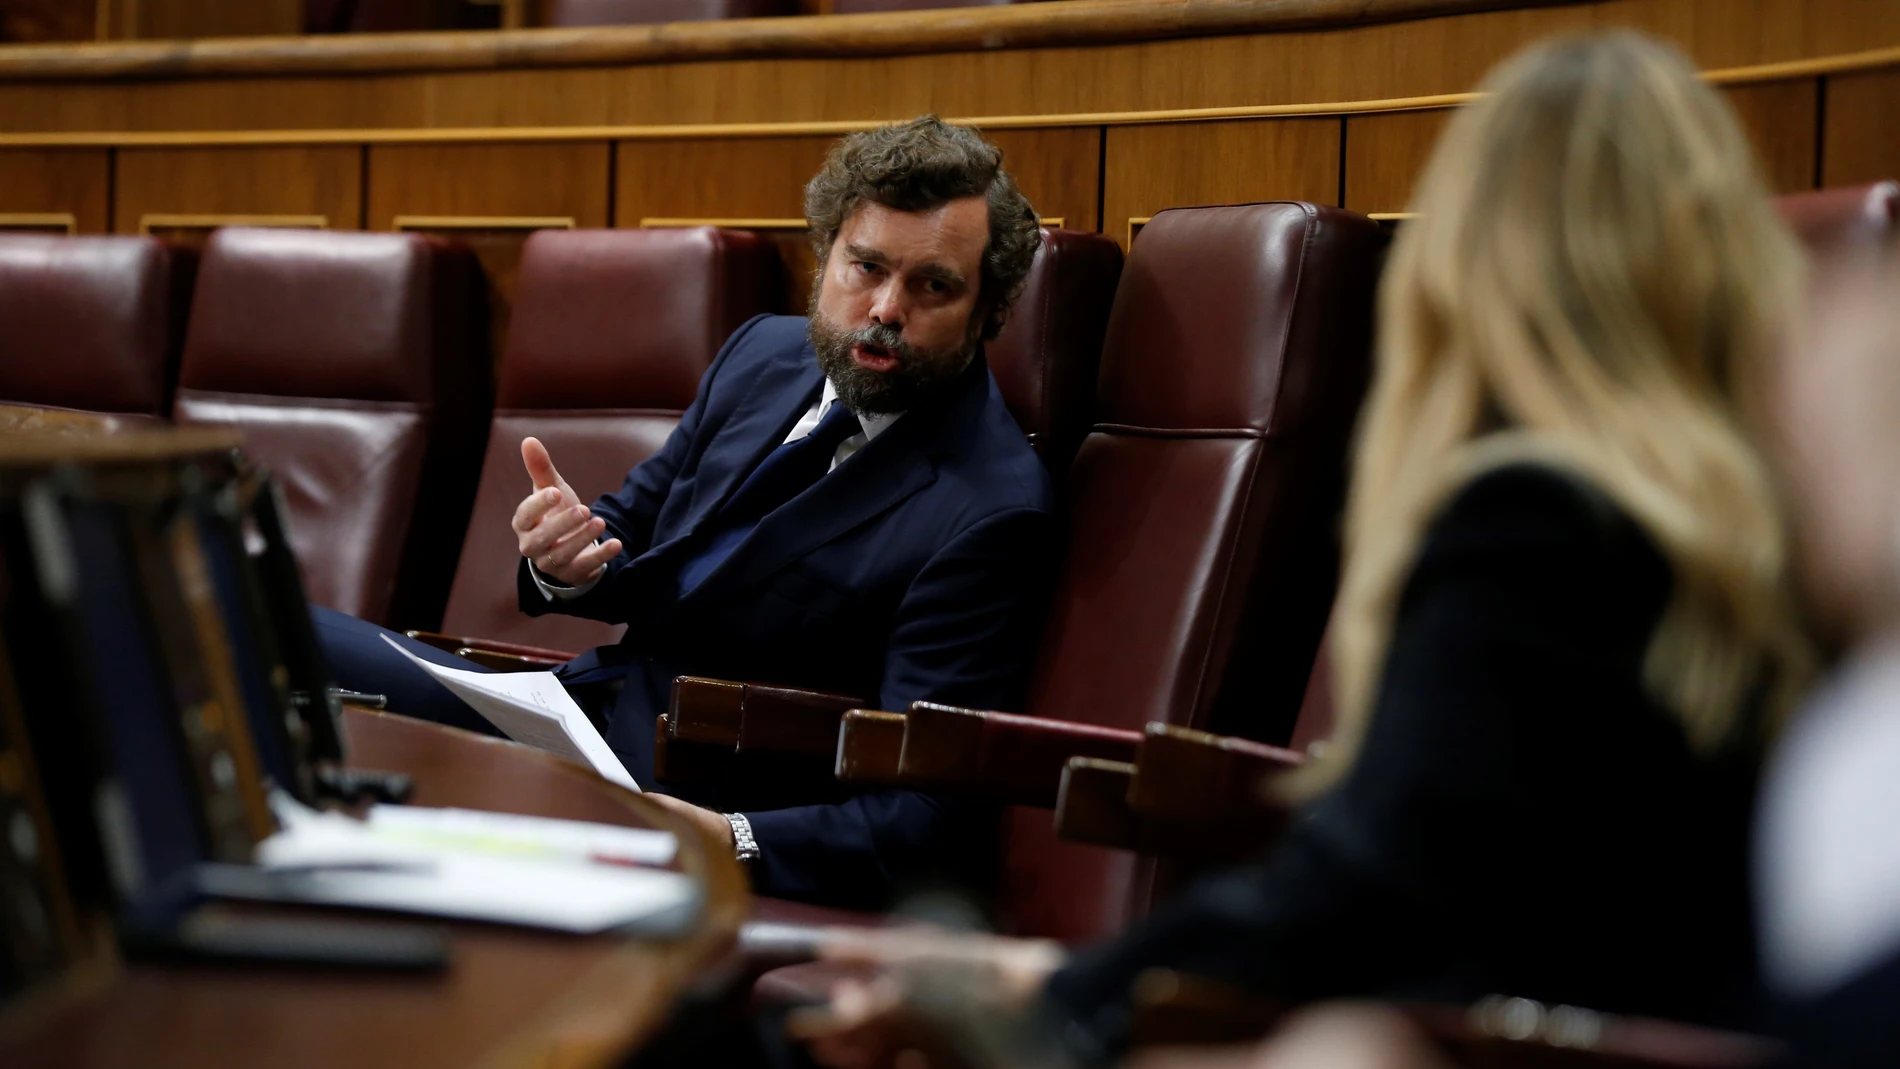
896, 703, 1142, 807
669, 676, 870, 757
454, 647, 566, 672
1126, 724, 1302, 822
403, 630, 576, 662
834, 710, 907, 783
1053, 757, 1280, 859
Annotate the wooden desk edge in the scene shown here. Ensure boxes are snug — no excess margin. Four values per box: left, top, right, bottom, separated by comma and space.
0, 709, 748, 1069
339, 707, 752, 1068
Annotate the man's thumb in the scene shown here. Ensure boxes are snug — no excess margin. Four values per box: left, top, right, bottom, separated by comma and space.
522, 437, 562, 491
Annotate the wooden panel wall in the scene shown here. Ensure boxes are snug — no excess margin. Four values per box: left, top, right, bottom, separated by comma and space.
1342, 109, 1449, 216
1104, 119, 1341, 244
0, 68, 1887, 360
1821, 68, 1900, 188
368, 141, 612, 355
0, 149, 108, 233
1725, 81, 1820, 194
113, 145, 364, 237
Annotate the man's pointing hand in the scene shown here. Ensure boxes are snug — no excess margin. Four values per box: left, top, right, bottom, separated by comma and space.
513, 437, 622, 587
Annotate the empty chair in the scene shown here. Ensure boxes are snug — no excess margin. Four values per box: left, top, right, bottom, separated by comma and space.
174, 228, 490, 631
540, 0, 793, 24
0, 234, 191, 429
993, 202, 1382, 938
1775, 180, 1899, 251
436, 226, 785, 654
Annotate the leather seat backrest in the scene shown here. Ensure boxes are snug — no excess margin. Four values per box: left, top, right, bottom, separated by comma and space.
985, 228, 1123, 479
439, 227, 782, 652
998, 203, 1384, 942
0, 234, 191, 423
1775, 181, 1899, 252
175, 228, 489, 630
542, 0, 793, 24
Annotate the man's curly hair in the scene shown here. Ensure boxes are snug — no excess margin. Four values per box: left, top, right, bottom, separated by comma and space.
805, 116, 1041, 341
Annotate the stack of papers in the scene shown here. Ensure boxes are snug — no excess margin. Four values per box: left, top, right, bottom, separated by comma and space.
380, 635, 640, 793
203, 795, 697, 934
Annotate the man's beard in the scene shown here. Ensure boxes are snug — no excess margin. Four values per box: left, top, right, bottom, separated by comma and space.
807, 303, 981, 416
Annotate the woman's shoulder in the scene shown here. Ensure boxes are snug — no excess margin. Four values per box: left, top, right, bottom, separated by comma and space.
1417, 459, 1670, 593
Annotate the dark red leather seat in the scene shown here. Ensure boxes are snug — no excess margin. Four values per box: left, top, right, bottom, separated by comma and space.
988, 227, 1124, 478
540, 0, 793, 24
174, 228, 489, 630
0, 234, 191, 428
1776, 181, 1899, 250
995, 203, 1382, 940
436, 227, 784, 653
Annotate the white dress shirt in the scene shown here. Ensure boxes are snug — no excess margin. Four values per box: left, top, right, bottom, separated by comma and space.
1757, 630, 1900, 998
531, 380, 900, 600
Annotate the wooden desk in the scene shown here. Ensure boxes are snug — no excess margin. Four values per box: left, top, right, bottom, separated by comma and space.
0, 708, 748, 1069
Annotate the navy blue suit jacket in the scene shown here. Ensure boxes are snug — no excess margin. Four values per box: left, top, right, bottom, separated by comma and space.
518, 314, 1055, 907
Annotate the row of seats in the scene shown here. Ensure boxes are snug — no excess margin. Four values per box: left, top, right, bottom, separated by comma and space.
6, 185, 1892, 960
0, 222, 1121, 647
305, 0, 1029, 33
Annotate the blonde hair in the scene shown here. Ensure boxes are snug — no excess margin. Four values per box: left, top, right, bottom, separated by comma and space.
1297, 32, 1811, 795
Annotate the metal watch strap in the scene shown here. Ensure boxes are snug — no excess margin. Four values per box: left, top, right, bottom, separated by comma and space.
725, 813, 760, 861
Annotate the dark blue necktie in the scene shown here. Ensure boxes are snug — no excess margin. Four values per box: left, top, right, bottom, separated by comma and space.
675, 402, 861, 595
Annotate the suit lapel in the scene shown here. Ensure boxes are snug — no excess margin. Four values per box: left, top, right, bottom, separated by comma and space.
677, 342, 824, 537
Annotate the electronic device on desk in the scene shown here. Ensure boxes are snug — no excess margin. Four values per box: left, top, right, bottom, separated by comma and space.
187, 465, 408, 806
0, 434, 447, 1006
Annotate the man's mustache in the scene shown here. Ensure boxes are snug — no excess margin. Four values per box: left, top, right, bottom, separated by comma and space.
844, 323, 913, 367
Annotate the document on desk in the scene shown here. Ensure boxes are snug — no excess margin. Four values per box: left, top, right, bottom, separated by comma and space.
220, 796, 696, 934
381, 635, 640, 793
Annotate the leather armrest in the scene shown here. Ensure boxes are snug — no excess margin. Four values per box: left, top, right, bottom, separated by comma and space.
453, 647, 566, 672
834, 710, 907, 783
737, 685, 868, 758
404, 630, 576, 663
896, 703, 1142, 807
670, 676, 870, 757
1125, 724, 1303, 821
1053, 757, 1281, 860
670, 676, 746, 745
404, 629, 462, 654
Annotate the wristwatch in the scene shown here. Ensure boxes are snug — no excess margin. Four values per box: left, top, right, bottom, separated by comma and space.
724, 813, 760, 862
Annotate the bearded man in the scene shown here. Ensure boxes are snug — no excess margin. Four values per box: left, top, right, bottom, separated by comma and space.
314, 116, 1055, 909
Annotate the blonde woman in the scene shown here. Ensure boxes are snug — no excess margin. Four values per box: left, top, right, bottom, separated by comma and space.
797, 31, 1810, 1067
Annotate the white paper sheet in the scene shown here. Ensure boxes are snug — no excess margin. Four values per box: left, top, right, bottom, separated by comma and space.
365, 804, 676, 867
380, 634, 641, 793
229, 797, 693, 933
